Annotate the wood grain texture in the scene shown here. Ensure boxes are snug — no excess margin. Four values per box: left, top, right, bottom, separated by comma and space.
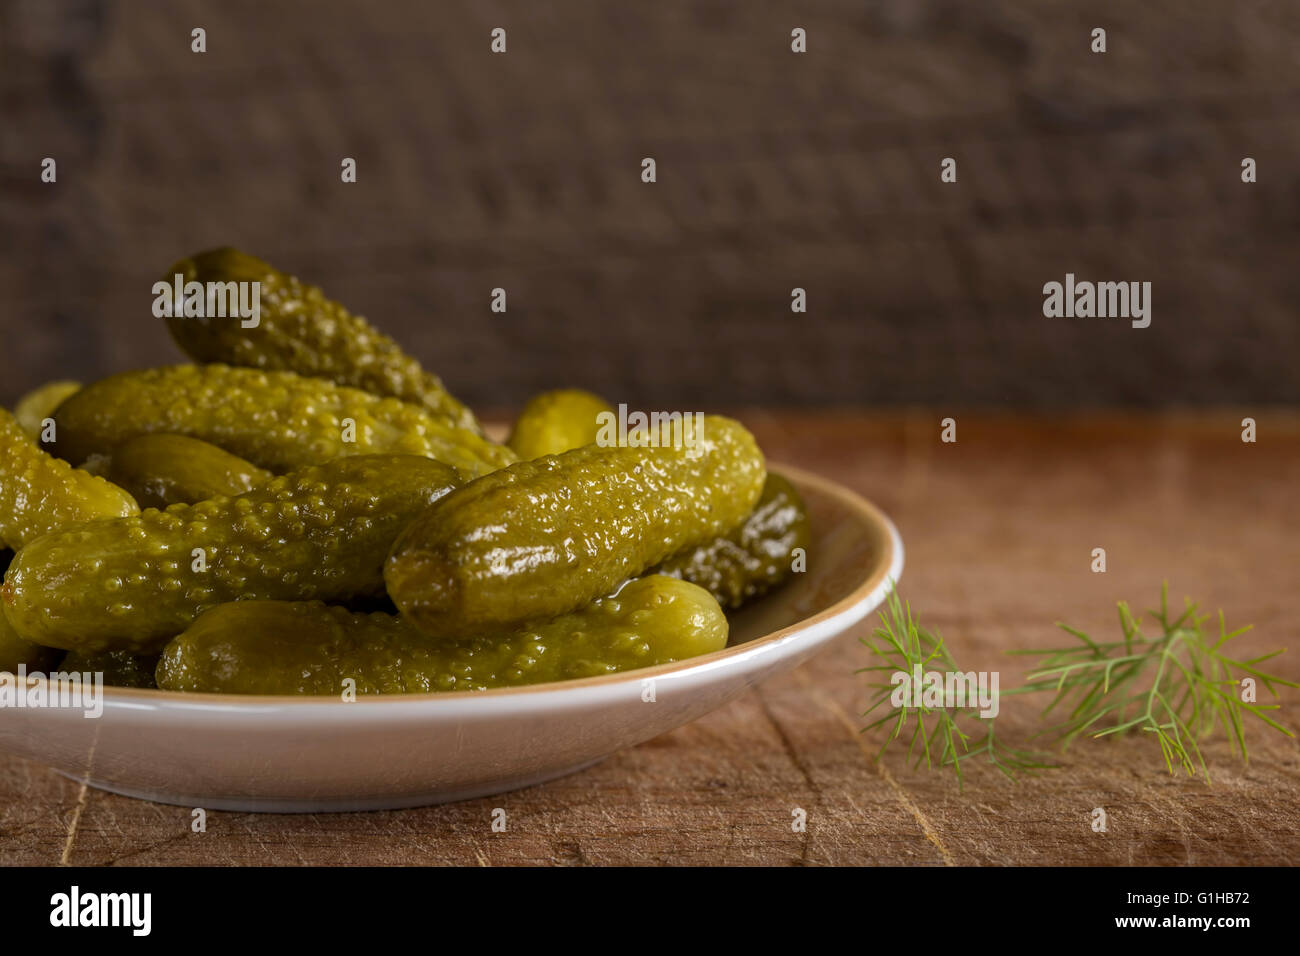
1, 411, 1296, 866
1, 0, 1298, 407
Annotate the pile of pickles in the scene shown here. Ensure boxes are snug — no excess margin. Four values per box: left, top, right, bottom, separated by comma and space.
0, 249, 810, 696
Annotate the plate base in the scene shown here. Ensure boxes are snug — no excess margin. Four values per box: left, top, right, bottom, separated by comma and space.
56, 757, 609, 814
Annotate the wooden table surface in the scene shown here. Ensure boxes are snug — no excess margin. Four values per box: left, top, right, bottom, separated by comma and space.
2, 411, 1297, 866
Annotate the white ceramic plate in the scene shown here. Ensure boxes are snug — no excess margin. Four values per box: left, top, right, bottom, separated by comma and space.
0, 464, 902, 812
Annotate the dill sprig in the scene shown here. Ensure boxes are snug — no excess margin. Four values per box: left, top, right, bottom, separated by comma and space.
857, 585, 1053, 785
1006, 583, 1298, 782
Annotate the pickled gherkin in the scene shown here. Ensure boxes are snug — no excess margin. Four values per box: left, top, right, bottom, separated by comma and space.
51, 364, 514, 478
510, 391, 807, 610
0, 552, 60, 673
0, 610, 59, 673
13, 380, 80, 438
652, 473, 810, 609
2, 455, 460, 653
0, 408, 139, 550
157, 575, 728, 695
61, 650, 159, 689
507, 389, 614, 459
163, 248, 482, 433
106, 433, 272, 509
386, 415, 766, 639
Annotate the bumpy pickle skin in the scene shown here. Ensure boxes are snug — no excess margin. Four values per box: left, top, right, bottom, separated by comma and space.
12, 380, 80, 438
0, 408, 139, 550
163, 248, 482, 433
61, 650, 159, 689
509, 393, 808, 610
51, 364, 514, 478
0, 611, 60, 673
507, 389, 614, 459
157, 576, 728, 695
386, 414, 766, 639
106, 433, 272, 508
1, 455, 460, 654
652, 473, 811, 609
0, 552, 60, 673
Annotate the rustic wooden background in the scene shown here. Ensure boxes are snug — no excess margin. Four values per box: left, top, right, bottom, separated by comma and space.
1, 0, 1296, 866
2, 0, 1298, 408
1, 412, 1297, 865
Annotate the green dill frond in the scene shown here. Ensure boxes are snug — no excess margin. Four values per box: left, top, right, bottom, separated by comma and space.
1006, 583, 1297, 782
857, 582, 1051, 786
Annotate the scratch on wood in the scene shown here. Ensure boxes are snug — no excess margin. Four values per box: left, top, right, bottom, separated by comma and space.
754, 688, 819, 866
755, 689, 821, 795
1147, 791, 1212, 865
99, 830, 191, 867
59, 782, 89, 866
797, 672, 956, 866
59, 721, 103, 866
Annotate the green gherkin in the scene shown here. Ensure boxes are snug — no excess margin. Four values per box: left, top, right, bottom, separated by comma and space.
0, 610, 59, 673
0, 408, 139, 550
507, 388, 615, 459
505, 388, 802, 610
106, 433, 272, 509
157, 575, 729, 695
61, 650, 160, 689
0, 416, 137, 670
386, 415, 766, 639
652, 473, 810, 609
0, 552, 60, 673
163, 248, 482, 432
12, 380, 80, 438
2, 455, 460, 654
51, 364, 515, 478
